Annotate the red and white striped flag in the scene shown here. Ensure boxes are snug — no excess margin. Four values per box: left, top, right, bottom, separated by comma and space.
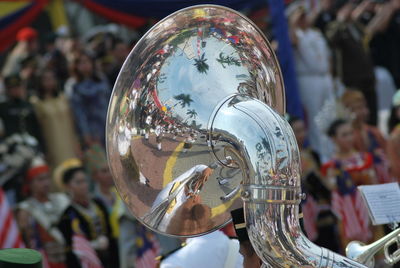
135, 246, 159, 268
302, 195, 319, 241
72, 234, 103, 268
0, 188, 25, 249
374, 162, 393, 184
331, 190, 371, 242
354, 190, 372, 240
135, 226, 160, 268
39, 249, 51, 268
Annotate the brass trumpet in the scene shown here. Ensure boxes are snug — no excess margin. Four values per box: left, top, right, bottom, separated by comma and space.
346, 227, 400, 267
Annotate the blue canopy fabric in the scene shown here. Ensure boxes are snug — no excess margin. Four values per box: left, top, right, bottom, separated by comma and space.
81, 0, 267, 19
267, 0, 303, 119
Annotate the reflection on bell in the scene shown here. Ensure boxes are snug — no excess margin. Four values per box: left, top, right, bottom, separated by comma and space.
106, 4, 284, 237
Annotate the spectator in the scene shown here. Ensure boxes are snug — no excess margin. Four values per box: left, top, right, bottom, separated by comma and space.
309, 0, 336, 34
287, 2, 335, 159
326, 0, 378, 125
2, 27, 40, 77
20, 55, 39, 97
0, 74, 42, 145
322, 119, 383, 252
341, 90, 386, 153
69, 51, 111, 148
16, 157, 69, 268
56, 158, 117, 268
353, 1, 398, 129
0, 74, 40, 203
85, 144, 148, 268
42, 33, 70, 88
62, 36, 84, 97
341, 90, 391, 183
364, 0, 400, 88
84, 145, 115, 208
106, 38, 130, 85
31, 69, 81, 168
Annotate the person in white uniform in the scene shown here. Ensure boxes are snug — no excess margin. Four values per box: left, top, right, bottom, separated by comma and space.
288, 2, 335, 161
160, 230, 243, 268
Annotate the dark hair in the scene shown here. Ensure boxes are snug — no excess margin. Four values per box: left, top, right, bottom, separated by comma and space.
63, 167, 85, 185
37, 69, 60, 99
287, 115, 302, 126
388, 106, 400, 133
327, 119, 348, 137
112, 37, 125, 50
71, 51, 101, 82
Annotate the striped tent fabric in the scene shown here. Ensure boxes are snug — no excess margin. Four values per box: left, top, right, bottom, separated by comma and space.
0, 188, 25, 249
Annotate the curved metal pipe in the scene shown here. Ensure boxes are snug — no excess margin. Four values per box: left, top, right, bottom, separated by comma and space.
209, 95, 367, 268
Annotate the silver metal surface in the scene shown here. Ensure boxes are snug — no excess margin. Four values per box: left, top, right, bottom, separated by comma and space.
106, 5, 284, 237
210, 95, 367, 267
106, 4, 370, 267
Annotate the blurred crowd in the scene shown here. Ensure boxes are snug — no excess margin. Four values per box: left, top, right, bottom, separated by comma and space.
285, 0, 400, 266
0, 0, 400, 267
0, 21, 164, 268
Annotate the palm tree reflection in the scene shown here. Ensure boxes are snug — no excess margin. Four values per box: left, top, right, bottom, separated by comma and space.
173, 94, 194, 108
193, 53, 209, 74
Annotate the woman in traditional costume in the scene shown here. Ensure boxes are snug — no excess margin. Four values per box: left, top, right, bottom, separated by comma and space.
69, 52, 111, 148
322, 119, 383, 253
56, 159, 118, 268
341, 90, 391, 184
31, 69, 80, 168
16, 157, 69, 268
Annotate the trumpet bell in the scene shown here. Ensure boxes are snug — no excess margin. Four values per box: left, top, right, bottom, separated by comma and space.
346, 227, 400, 267
346, 241, 375, 268
106, 5, 285, 237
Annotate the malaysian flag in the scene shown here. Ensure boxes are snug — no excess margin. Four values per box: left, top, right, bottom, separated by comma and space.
38, 249, 50, 268
135, 225, 160, 268
0, 188, 25, 249
302, 194, 319, 241
331, 170, 371, 242
73, 233, 103, 268
372, 152, 393, 184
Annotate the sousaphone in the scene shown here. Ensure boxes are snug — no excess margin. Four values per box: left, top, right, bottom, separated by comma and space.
106, 5, 397, 267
